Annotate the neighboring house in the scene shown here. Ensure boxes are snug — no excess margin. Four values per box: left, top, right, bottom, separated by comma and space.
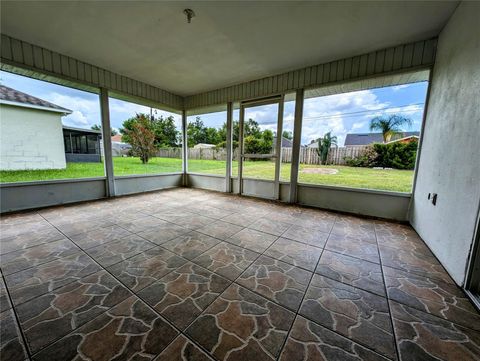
112, 142, 131, 156
273, 136, 294, 148
111, 134, 123, 142
0, 85, 71, 170
344, 132, 420, 147
63, 126, 102, 162
193, 143, 216, 149
385, 135, 419, 144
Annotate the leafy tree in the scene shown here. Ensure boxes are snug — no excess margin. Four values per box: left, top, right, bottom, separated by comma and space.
120, 113, 179, 147
91, 124, 118, 136
123, 114, 156, 164
282, 130, 293, 140
369, 114, 413, 143
316, 132, 338, 165
187, 117, 221, 147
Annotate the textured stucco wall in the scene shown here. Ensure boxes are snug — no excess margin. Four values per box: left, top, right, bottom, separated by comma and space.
410, 2, 480, 285
0, 105, 67, 170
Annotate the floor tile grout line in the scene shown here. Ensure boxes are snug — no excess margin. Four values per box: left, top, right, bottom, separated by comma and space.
31, 212, 195, 358
272, 215, 336, 360
174, 216, 307, 361
374, 223, 401, 361
0, 269, 33, 361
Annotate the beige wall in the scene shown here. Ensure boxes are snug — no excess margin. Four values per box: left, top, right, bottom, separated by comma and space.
0, 104, 67, 170
410, 2, 480, 285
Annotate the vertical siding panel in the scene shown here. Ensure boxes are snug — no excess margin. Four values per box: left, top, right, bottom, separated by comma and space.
393, 45, 404, 70
358, 54, 368, 77
68, 58, 78, 79
60, 55, 69, 76
1, 35, 12, 60
10, 39, 23, 63
77, 62, 85, 81
329, 61, 337, 82
422, 38, 436, 64
366, 52, 376, 75
384, 48, 395, 72
21, 42, 34, 66
412, 41, 424, 66
316, 64, 324, 85
32, 46, 44, 69
304, 67, 311, 87
42, 49, 53, 72
336, 59, 344, 81
98, 69, 105, 87
375, 50, 385, 73
92, 66, 99, 84
343, 58, 352, 80
51, 52, 62, 75
351, 56, 360, 78
402, 43, 414, 68
310, 66, 317, 86
323, 63, 330, 83
84, 63, 92, 83
298, 68, 305, 88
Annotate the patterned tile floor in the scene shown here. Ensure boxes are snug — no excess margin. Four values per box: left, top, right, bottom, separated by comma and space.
0, 188, 479, 361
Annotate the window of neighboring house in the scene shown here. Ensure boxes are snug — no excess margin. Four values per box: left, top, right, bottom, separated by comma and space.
0, 70, 105, 183
296, 81, 429, 193
108, 96, 182, 176
186, 107, 227, 176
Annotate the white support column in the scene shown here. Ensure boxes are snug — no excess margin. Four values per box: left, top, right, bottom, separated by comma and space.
99, 88, 115, 197
289, 89, 304, 203
238, 105, 245, 195
225, 102, 233, 193
274, 96, 284, 200
181, 109, 188, 186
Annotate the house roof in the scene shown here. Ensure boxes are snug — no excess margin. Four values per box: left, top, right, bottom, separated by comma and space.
0, 85, 72, 114
344, 132, 420, 146
63, 126, 101, 135
111, 134, 123, 142
273, 136, 294, 148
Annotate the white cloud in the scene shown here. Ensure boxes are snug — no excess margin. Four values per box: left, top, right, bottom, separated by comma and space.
392, 84, 410, 91
45, 92, 101, 129
301, 89, 389, 146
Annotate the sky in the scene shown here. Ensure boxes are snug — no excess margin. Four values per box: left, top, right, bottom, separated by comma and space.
1, 70, 427, 146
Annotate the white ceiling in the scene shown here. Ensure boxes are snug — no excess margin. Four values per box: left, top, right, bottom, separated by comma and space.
1, 1, 458, 96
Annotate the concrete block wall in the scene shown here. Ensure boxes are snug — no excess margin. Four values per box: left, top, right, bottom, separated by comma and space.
0, 105, 67, 170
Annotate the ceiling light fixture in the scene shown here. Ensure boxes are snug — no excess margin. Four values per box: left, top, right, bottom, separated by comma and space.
183, 9, 195, 24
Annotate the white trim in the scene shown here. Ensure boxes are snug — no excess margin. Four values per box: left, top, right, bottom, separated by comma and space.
0, 99, 72, 114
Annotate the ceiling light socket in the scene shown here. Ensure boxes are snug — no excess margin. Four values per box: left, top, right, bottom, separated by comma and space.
183, 9, 195, 24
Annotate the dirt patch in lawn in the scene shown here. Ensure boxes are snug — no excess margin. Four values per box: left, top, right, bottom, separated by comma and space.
301, 168, 339, 175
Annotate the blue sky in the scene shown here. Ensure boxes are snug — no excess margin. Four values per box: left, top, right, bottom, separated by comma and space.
1, 70, 427, 146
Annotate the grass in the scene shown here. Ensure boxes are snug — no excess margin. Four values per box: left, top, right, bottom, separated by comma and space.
0, 157, 414, 192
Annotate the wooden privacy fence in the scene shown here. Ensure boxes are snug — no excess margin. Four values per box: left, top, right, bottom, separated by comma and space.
156, 146, 368, 165
282, 146, 367, 165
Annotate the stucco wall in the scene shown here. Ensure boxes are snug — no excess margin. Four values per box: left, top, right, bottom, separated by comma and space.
0, 104, 67, 170
410, 2, 480, 285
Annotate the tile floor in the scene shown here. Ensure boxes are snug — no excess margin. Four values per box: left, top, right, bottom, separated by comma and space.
0, 188, 479, 361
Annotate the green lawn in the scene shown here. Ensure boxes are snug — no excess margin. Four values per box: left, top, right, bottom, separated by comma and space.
0, 157, 414, 192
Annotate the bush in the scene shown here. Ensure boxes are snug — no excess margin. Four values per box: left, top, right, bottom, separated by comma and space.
345, 141, 418, 169
373, 140, 418, 169
345, 146, 377, 167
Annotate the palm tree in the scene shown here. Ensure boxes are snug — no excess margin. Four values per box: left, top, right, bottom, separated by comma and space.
369, 114, 412, 143
316, 132, 338, 165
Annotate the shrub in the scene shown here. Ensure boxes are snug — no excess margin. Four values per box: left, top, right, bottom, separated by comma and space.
345, 146, 377, 167
373, 140, 418, 169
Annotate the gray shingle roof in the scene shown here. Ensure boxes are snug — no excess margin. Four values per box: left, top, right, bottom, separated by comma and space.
344, 132, 419, 146
0, 85, 72, 113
